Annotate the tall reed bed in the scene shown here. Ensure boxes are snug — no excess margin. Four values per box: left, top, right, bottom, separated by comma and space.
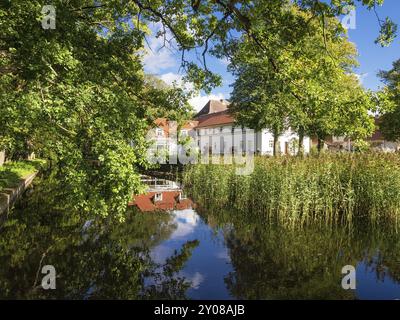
182, 153, 400, 227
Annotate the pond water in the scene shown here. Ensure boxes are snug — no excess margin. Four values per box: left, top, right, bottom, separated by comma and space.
0, 175, 400, 299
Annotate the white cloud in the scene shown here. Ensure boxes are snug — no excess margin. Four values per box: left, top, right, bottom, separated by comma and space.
158, 73, 228, 113
143, 23, 178, 73
159, 72, 183, 86
150, 244, 175, 264
189, 93, 226, 112
354, 73, 369, 85
215, 250, 231, 262
159, 72, 194, 91
170, 209, 199, 239
187, 272, 205, 290
219, 57, 230, 66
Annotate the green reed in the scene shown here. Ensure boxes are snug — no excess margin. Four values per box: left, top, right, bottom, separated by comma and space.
182, 153, 400, 227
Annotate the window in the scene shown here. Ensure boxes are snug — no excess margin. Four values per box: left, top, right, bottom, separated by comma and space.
156, 128, 164, 137
179, 192, 187, 201
269, 140, 274, 148
154, 193, 163, 202
156, 143, 165, 152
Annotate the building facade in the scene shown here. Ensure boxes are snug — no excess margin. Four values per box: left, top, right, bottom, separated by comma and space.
150, 99, 312, 157
316, 118, 399, 152
193, 100, 311, 156
151, 102, 398, 158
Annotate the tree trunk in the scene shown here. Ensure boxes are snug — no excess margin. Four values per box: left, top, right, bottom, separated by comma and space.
298, 126, 304, 157
317, 137, 323, 153
273, 133, 279, 157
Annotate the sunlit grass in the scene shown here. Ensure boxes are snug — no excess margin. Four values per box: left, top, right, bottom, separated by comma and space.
0, 159, 46, 192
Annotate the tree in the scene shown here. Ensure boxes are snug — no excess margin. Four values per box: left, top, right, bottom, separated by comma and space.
378, 59, 400, 142
227, 3, 375, 154
0, 0, 396, 218
229, 50, 292, 156
0, 1, 194, 219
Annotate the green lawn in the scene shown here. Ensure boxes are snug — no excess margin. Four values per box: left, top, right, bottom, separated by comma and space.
0, 160, 46, 192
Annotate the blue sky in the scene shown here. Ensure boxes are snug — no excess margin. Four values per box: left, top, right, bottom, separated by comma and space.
143, 0, 400, 111
349, 0, 400, 90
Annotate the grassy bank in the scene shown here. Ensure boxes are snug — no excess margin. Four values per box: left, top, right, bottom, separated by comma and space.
0, 160, 46, 192
183, 154, 400, 227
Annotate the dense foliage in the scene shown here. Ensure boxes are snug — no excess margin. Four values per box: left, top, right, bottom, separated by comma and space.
227, 4, 376, 154
0, 0, 396, 218
379, 59, 400, 142
0, 1, 192, 219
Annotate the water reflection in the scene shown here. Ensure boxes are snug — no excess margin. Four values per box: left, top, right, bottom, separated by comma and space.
148, 208, 234, 299
0, 174, 196, 299
1, 174, 400, 299
195, 205, 400, 300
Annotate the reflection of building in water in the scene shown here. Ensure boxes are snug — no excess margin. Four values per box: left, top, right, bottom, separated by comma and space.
129, 191, 194, 212
140, 175, 181, 191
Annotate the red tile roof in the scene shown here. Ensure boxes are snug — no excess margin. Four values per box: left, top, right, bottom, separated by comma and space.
129, 191, 194, 212
182, 120, 199, 130
154, 118, 199, 136
196, 110, 235, 128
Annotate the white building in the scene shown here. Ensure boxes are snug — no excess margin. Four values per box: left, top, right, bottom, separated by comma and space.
193, 100, 311, 156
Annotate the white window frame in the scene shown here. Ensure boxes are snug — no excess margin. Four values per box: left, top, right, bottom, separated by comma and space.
156, 128, 164, 137
269, 140, 274, 149
179, 192, 187, 201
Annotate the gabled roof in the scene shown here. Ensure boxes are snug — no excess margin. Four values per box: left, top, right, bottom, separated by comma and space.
154, 118, 199, 136
194, 99, 230, 119
196, 110, 235, 128
153, 100, 234, 132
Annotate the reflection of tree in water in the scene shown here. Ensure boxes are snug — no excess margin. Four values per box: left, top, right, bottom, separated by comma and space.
0, 174, 198, 299
197, 206, 400, 300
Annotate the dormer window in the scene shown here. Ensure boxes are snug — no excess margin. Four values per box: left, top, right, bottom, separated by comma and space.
153, 193, 163, 202
156, 128, 164, 137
